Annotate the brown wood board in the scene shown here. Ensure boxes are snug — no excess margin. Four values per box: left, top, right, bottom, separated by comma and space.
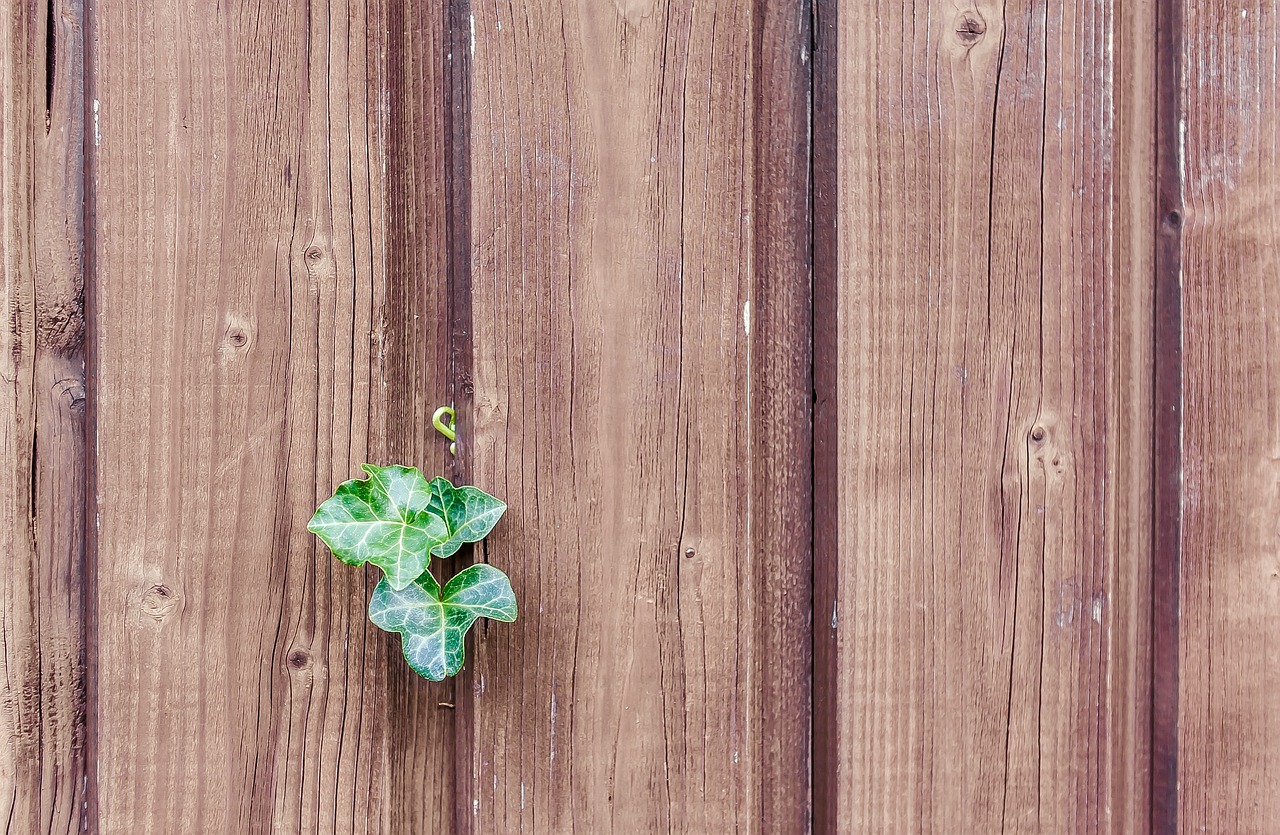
830, 1, 1153, 830
4, 0, 1280, 829
0, 1, 89, 832
382, 0, 461, 833
463, 0, 813, 830
83, 0, 447, 830
1175, 2, 1280, 831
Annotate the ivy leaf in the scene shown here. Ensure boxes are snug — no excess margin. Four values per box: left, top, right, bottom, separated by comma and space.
369, 564, 517, 681
308, 464, 448, 590
423, 477, 507, 559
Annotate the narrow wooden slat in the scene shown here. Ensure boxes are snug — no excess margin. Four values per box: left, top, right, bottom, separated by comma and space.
751, 0, 813, 830
465, 0, 811, 829
831, 1, 1151, 829
381, 1, 458, 832
812, 0, 840, 830
1151, 0, 1182, 829
87, 1, 413, 830
0, 1, 87, 832
1116, 2, 1157, 833
1176, 2, 1280, 831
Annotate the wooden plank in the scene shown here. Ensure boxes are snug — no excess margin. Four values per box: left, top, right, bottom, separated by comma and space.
1115, 2, 1158, 833
1176, 2, 1280, 831
84, 0, 452, 830
381, 1, 458, 832
0, 1, 88, 832
1151, 0, 1182, 828
751, 0, 813, 831
812, 0, 840, 830
464, 0, 811, 829
830, 1, 1151, 829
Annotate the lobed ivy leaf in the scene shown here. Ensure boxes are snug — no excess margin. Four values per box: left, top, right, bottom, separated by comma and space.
368, 563, 517, 681
423, 477, 507, 559
308, 464, 448, 590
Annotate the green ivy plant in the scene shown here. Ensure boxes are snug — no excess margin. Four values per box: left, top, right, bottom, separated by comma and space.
308, 464, 516, 681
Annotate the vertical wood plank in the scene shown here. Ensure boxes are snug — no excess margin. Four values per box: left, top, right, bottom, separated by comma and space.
830, 1, 1151, 829
1116, 2, 1157, 833
0, 1, 87, 832
382, 0, 458, 832
86, 0, 438, 830
1151, 0, 1182, 828
465, 0, 811, 829
812, 0, 840, 830
1176, 2, 1280, 831
752, 0, 813, 830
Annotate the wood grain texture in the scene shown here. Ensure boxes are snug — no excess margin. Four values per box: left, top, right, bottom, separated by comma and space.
811, 0, 839, 830
831, 1, 1151, 830
465, 0, 811, 830
1151, 0, 1182, 828
86, 0, 428, 830
1176, 2, 1280, 831
750, 0, 813, 830
382, 1, 458, 832
0, 1, 87, 832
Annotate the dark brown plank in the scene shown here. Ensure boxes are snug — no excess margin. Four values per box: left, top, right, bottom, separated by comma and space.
830, 1, 1152, 829
464, 0, 812, 829
86, 0, 419, 830
1152, 0, 1182, 829
381, 1, 458, 833
0, 1, 88, 832
1176, 2, 1280, 831
751, 0, 814, 830
812, 0, 839, 830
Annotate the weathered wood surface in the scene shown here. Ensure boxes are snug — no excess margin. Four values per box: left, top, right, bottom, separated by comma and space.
0, 1, 88, 833
382, 1, 458, 832
464, 0, 812, 830
1176, 3, 1280, 832
6, 0, 1280, 830
827, 1, 1153, 830
86, 0, 452, 830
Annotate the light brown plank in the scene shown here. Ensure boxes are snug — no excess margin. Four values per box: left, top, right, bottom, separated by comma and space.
831, 1, 1151, 829
1177, 3, 1280, 831
87, 1, 421, 830
465, 0, 811, 830
0, 1, 87, 832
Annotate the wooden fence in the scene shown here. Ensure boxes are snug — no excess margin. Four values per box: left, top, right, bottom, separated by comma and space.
1, 0, 1277, 832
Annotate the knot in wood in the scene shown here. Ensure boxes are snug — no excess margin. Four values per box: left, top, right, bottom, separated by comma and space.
140, 584, 180, 621
955, 11, 986, 45
1031, 425, 1047, 442
54, 377, 86, 412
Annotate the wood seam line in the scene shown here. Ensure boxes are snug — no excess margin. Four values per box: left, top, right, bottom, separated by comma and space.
445, 0, 475, 828
810, 0, 839, 831
1151, 0, 1184, 829
80, 0, 102, 826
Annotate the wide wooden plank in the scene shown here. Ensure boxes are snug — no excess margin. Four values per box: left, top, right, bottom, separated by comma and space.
465, 0, 811, 830
0, 1, 87, 832
85, 0, 445, 830
828, 1, 1151, 829
1176, 3, 1280, 831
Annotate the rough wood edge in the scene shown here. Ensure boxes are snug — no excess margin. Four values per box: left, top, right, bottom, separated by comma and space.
752, 0, 815, 829
443, 0, 475, 828
1151, 0, 1183, 829
79, 0, 102, 825
810, 0, 838, 830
